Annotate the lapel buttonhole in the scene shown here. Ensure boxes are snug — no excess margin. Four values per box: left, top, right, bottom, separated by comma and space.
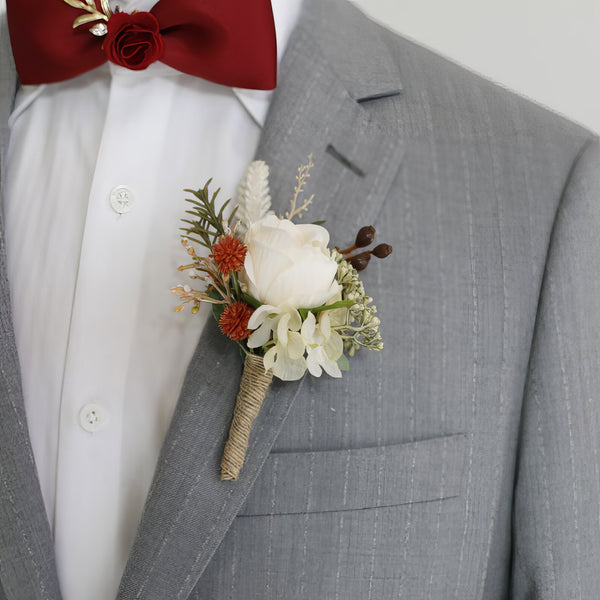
325, 144, 366, 178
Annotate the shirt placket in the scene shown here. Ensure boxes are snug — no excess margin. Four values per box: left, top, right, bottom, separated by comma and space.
52, 67, 174, 600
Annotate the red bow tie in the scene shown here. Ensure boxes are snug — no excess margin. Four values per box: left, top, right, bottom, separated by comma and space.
7, 0, 277, 89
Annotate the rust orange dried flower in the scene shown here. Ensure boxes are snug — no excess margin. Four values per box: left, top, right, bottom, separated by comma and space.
219, 302, 254, 341
210, 235, 247, 275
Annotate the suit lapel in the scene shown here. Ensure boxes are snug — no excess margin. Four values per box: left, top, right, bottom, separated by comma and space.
118, 1, 405, 598
253, 0, 405, 240
0, 15, 63, 600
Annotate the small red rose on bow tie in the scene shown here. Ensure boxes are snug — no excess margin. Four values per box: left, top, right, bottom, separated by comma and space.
104, 11, 165, 71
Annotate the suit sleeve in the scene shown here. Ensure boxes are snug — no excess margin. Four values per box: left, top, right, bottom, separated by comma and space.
511, 135, 600, 598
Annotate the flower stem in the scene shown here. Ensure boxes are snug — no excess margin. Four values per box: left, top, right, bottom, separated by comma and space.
220, 354, 273, 481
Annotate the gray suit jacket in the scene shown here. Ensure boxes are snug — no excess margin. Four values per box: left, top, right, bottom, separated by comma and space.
1, 1, 600, 598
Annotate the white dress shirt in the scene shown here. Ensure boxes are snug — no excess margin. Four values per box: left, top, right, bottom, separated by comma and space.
2, 1, 301, 598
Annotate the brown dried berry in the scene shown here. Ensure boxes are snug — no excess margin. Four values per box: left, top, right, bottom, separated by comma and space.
348, 251, 371, 271
355, 225, 376, 248
372, 243, 393, 258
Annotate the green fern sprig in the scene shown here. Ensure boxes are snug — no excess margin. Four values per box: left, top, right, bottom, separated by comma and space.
180, 180, 238, 250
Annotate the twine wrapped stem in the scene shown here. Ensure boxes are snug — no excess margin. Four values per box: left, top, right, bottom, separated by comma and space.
220, 353, 273, 481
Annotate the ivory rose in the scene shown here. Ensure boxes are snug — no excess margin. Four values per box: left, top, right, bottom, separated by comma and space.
241, 214, 341, 309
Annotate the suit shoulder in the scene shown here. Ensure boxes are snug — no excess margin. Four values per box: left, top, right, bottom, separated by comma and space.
357, 8, 595, 155
307, 0, 595, 207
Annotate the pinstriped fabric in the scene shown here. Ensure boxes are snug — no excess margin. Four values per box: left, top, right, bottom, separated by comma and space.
0, 8, 16, 187
451, 113, 479, 599
423, 87, 448, 600
1, 0, 599, 598
396, 155, 417, 600
477, 89, 508, 599
511, 137, 600, 599
240, 435, 467, 516
188, 2, 600, 598
297, 393, 315, 596
0, 13, 62, 600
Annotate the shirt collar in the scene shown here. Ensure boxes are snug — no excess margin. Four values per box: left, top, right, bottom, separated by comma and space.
233, 0, 303, 128
116, 0, 303, 127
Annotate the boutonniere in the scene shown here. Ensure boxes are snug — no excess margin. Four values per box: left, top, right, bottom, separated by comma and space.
172, 157, 392, 480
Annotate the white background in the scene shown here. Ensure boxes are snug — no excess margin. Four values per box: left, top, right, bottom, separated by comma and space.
352, 0, 600, 135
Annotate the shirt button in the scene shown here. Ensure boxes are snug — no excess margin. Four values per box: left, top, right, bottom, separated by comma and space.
109, 185, 134, 214
79, 404, 110, 433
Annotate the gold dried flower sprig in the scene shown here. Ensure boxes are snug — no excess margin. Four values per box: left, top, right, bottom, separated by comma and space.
284, 155, 314, 220
64, 0, 112, 36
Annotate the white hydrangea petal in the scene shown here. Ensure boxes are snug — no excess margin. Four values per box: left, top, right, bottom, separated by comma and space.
247, 304, 278, 330
287, 331, 306, 360
263, 346, 277, 373
306, 349, 323, 377
318, 312, 331, 338
328, 306, 347, 327
276, 312, 291, 346
272, 351, 307, 381
285, 307, 302, 331
324, 331, 344, 360
247, 319, 274, 348
300, 311, 317, 342
321, 356, 342, 378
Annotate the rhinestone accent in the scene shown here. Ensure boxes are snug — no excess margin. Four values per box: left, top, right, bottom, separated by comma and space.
89, 22, 108, 37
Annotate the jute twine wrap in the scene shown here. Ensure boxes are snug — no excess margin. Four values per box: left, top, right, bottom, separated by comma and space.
220, 353, 273, 481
